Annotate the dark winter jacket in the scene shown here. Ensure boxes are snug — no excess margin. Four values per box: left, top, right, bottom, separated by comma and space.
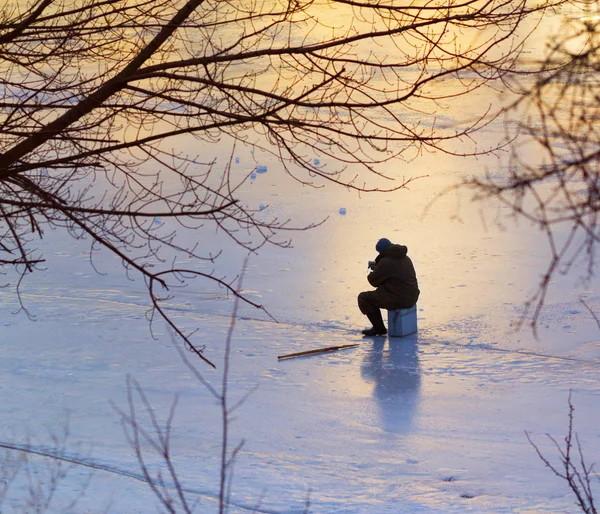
367, 244, 419, 309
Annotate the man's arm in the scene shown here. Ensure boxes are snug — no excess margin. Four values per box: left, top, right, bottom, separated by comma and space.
367, 261, 389, 287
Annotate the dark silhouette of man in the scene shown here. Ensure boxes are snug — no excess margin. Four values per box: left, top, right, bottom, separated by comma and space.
358, 238, 420, 336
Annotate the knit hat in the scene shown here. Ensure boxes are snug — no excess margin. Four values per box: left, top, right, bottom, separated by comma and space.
375, 238, 392, 253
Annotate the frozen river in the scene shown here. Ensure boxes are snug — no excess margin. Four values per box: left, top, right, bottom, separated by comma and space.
1, 136, 599, 513
1, 1, 600, 513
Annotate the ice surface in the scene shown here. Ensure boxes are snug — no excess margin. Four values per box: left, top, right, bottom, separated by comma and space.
1, 150, 599, 513
1, 286, 598, 513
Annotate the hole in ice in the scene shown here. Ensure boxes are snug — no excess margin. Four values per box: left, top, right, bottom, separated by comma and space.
339, 207, 347, 215
256, 165, 268, 173
460, 493, 475, 499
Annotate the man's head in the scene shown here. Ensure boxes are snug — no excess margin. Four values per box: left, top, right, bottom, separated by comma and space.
375, 238, 392, 253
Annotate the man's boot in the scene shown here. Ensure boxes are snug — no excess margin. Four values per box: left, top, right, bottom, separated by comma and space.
361, 309, 387, 336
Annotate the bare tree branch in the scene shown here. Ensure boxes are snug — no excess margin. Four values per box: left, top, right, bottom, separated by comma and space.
527, 392, 598, 514
0, 0, 564, 361
465, 0, 600, 329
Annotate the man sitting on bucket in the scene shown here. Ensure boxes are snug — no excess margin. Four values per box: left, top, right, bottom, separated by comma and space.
358, 238, 420, 336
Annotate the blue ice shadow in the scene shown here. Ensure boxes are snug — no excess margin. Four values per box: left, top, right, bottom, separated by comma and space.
360, 334, 421, 434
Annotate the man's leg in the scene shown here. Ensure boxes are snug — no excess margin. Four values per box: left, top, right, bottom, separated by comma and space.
358, 292, 387, 335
